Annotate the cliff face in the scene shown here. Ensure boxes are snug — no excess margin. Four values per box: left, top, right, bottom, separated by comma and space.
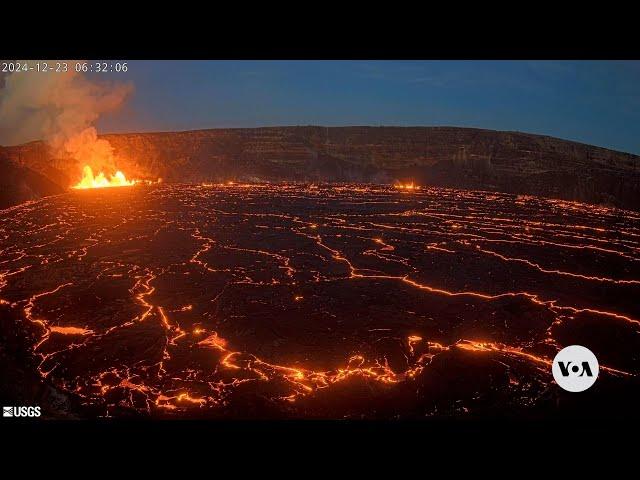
0, 154, 65, 210
2, 126, 640, 210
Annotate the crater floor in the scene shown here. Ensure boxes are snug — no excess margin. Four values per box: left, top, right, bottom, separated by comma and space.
1, 183, 639, 418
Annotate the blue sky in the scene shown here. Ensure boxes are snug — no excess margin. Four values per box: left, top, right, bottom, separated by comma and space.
95, 61, 640, 154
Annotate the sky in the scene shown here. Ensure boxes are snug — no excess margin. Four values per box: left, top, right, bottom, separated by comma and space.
62, 60, 640, 155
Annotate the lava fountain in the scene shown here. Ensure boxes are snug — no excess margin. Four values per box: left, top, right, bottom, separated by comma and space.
394, 182, 419, 191
73, 165, 136, 189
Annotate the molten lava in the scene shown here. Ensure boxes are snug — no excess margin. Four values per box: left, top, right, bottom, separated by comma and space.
73, 165, 136, 189
394, 182, 419, 191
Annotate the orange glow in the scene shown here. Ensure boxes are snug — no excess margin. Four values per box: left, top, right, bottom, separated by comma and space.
73, 165, 136, 189
407, 335, 422, 354
176, 392, 206, 405
50, 326, 93, 335
394, 182, 419, 191
456, 340, 552, 369
198, 333, 228, 350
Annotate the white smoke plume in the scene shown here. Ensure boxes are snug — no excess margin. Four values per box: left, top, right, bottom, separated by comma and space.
0, 62, 133, 175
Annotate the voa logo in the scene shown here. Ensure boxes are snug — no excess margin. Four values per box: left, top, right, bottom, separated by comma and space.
552, 345, 599, 392
2, 406, 41, 418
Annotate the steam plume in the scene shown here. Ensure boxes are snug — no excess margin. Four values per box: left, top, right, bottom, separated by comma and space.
0, 62, 133, 176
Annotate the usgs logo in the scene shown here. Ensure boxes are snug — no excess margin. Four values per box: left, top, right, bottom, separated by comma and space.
2, 406, 41, 418
552, 345, 599, 392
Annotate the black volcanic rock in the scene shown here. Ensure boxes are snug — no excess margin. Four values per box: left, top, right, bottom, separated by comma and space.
2, 126, 639, 210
